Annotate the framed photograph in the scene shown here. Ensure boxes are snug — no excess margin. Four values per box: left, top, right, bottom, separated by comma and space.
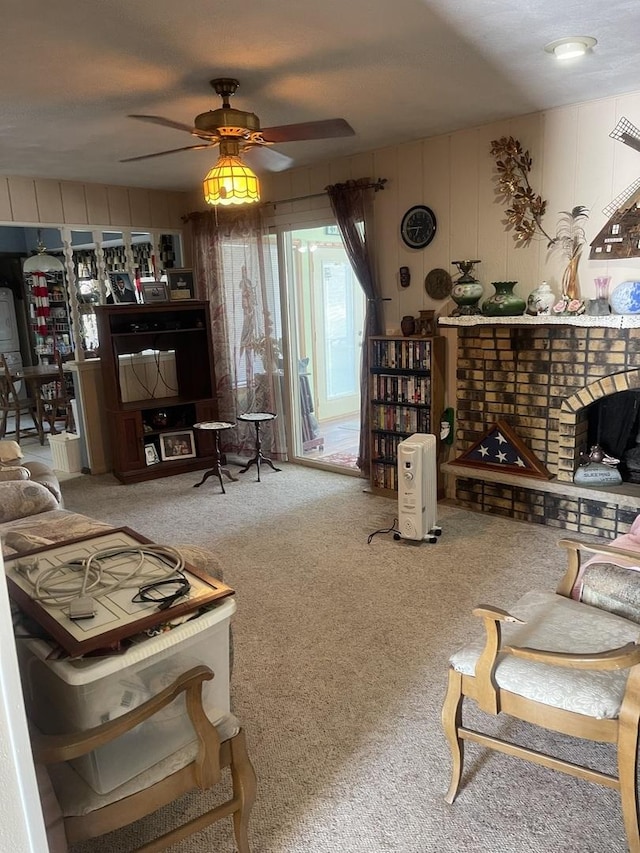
142, 281, 169, 303
159, 429, 196, 461
144, 443, 160, 466
167, 268, 195, 301
107, 271, 138, 304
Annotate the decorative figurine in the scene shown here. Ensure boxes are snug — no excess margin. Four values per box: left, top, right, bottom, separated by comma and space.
399, 266, 411, 288
574, 443, 622, 486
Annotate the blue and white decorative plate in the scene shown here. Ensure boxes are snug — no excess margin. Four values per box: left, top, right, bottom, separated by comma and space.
610, 281, 640, 314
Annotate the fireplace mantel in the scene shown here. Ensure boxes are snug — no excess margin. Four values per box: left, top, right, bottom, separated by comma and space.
442, 461, 640, 509
439, 314, 640, 328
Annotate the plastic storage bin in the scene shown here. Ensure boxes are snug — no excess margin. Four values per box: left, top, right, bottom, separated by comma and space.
48, 431, 82, 473
17, 598, 235, 794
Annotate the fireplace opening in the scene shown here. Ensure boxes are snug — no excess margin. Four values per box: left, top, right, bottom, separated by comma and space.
585, 391, 640, 483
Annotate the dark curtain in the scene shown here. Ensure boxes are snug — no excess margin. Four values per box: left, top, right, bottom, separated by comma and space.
326, 178, 383, 476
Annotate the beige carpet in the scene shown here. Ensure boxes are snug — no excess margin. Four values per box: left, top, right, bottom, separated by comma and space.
59, 463, 627, 852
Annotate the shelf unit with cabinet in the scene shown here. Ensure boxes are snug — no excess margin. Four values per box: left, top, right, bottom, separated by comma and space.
369, 334, 445, 497
95, 301, 219, 484
24, 268, 73, 364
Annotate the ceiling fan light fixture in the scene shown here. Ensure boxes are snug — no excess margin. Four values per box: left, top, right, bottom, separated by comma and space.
203, 154, 261, 206
544, 36, 597, 61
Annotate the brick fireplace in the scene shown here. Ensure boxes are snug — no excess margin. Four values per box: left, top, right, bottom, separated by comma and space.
440, 315, 640, 537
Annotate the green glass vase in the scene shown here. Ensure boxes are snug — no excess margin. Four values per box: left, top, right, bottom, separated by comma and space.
482, 281, 526, 317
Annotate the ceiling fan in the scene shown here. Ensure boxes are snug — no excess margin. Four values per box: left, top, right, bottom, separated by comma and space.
121, 77, 356, 174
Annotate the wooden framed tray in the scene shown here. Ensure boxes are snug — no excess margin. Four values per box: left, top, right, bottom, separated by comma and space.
5, 527, 234, 657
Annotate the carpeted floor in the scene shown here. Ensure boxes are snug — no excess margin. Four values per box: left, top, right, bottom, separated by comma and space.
59, 464, 627, 852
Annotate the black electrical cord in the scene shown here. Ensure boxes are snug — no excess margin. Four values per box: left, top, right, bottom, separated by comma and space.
367, 518, 401, 544
132, 571, 191, 611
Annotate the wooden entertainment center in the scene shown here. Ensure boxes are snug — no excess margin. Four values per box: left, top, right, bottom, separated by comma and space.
95, 302, 219, 483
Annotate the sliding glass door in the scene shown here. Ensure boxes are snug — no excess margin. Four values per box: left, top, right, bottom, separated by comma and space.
280, 225, 364, 469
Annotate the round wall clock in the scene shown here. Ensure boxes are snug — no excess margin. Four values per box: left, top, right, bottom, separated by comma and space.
400, 205, 437, 249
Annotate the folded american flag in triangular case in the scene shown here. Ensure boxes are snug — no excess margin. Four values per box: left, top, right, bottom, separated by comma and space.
454, 419, 551, 479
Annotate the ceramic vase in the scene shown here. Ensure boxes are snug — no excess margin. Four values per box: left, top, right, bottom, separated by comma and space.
401, 315, 416, 336
526, 283, 555, 316
610, 281, 640, 315
482, 281, 526, 317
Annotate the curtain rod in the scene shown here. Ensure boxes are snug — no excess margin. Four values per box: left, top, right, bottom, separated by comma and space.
264, 177, 387, 207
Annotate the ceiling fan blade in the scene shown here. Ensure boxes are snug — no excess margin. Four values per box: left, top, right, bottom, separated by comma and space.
127, 114, 207, 136
243, 145, 294, 173
120, 143, 217, 163
260, 118, 355, 144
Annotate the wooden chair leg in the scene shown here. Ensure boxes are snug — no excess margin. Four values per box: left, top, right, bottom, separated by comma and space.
14, 408, 21, 443
442, 667, 465, 805
618, 682, 640, 853
230, 729, 257, 853
0, 409, 7, 438
30, 406, 44, 445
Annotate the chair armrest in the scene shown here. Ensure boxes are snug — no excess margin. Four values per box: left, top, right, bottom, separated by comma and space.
504, 641, 640, 671
32, 665, 214, 764
473, 605, 524, 623
470, 605, 525, 713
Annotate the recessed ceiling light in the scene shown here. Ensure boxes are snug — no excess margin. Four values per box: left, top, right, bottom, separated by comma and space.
544, 36, 597, 61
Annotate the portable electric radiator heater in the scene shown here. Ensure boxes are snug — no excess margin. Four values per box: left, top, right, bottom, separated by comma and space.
397, 433, 440, 543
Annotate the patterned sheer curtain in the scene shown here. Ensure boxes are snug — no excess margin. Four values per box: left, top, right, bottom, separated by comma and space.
189, 208, 287, 461
326, 178, 383, 476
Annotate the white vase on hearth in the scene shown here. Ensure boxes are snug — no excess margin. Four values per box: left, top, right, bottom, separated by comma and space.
526, 282, 555, 316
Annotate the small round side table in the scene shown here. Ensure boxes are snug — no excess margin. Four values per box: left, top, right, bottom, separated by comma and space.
192, 421, 238, 494
237, 412, 282, 482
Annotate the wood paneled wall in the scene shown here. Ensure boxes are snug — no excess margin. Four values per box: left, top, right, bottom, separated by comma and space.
0, 176, 190, 230
258, 88, 640, 423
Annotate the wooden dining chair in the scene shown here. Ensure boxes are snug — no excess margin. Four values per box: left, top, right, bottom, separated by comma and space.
37, 351, 74, 437
32, 665, 257, 853
0, 353, 44, 444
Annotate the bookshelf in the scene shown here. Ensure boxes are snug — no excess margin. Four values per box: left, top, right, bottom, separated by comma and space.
369, 335, 445, 496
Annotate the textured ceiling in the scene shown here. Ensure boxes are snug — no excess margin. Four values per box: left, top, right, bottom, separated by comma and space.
2, 0, 639, 192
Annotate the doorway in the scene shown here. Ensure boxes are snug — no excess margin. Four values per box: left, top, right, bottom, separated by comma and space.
281, 225, 364, 471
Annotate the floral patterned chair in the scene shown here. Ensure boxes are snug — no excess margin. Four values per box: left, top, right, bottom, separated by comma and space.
442, 526, 640, 852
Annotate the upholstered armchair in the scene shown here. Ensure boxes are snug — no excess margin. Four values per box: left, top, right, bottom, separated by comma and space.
442, 531, 640, 852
